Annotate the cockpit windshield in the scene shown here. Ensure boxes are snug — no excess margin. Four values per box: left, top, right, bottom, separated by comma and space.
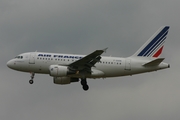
15, 56, 23, 59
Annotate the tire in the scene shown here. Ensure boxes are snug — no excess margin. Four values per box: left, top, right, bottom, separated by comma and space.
83, 85, 89, 91
29, 80, 34, 84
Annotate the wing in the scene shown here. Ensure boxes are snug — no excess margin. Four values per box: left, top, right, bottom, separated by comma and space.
68, 48, 107, 73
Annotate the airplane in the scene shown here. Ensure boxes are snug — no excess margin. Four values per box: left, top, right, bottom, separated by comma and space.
7, 26, 170, 91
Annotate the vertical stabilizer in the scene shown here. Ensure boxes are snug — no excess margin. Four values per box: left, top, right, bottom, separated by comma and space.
132, 26, 170, 57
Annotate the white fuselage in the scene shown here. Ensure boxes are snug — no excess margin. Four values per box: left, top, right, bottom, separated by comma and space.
7, 52, 169, 78
6, 26, 170, 91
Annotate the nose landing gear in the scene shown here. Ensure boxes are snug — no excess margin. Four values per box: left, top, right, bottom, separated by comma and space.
29, 72, 35, 84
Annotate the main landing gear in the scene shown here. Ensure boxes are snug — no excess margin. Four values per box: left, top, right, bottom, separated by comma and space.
28, 73, 89, 91
81, 78, 89, 91
29, 72, 35, 84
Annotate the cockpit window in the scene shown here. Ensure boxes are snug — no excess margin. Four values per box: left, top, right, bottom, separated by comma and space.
15, 56, 23, 59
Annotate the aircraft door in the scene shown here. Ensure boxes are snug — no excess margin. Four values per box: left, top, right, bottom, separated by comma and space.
125, 59, 131, 70
29, 53, 36, 64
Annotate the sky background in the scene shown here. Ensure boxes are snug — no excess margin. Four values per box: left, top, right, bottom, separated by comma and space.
0, 0, 180, 120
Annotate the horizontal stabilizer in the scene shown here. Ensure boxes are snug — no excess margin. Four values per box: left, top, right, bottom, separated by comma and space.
143, 58, 165, 66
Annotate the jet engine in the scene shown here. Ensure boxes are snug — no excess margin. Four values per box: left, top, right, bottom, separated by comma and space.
53, 77, 79, 84
49, 65, 70, 77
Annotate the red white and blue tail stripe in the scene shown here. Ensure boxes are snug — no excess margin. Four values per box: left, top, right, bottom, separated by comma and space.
133, 26, 170, 57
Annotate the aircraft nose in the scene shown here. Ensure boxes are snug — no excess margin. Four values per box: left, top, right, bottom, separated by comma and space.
7, 60, 14, 68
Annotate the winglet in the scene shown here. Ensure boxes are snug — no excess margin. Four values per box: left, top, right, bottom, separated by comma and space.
103, 48, 108, 53
143, 58, 165, 66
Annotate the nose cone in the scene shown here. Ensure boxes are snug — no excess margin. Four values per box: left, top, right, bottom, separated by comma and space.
7, 60, 14, 69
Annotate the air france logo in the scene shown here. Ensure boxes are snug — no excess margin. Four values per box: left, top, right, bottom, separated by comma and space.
38, 54, 82, 59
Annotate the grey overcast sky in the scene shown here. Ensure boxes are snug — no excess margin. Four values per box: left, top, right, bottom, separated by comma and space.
1, 0, 180, 120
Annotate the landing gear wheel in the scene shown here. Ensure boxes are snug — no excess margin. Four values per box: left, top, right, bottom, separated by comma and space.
29, 80, 34, 84
81, 78, 89, 91
82, 85, 89, 91
29, 72, 35, 84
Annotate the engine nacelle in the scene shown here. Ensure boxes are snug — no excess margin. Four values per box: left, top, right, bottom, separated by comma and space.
53, 77, 79, 85
49, 65, 68, 77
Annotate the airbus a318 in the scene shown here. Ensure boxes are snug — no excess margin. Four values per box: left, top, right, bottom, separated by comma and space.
7, 26, 170, 91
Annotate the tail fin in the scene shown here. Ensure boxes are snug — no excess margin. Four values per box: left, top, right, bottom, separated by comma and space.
132, 26, 170, 57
